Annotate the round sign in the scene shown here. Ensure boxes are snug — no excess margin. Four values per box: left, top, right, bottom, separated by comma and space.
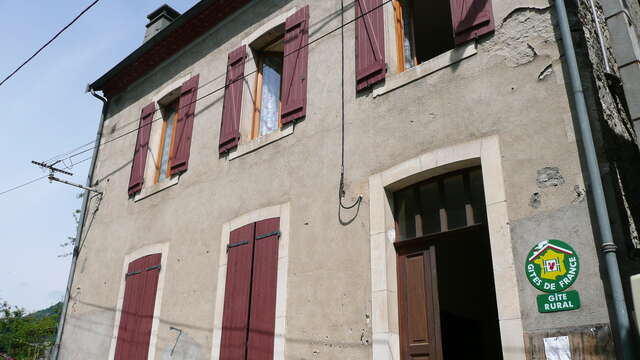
525, 240, 580, 293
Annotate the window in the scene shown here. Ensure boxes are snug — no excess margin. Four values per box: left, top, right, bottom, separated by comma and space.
394, 167, 486, 240
219, 219, 280, 359
251, 32, 285, 139
393, 0, 455, 72
128, 75, 199, 197
155, 99, 179, 183
219, 6, 309, 155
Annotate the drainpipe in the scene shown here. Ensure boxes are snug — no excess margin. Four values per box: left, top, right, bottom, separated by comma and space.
554, 0, 633, 358
51, 88, 108, 360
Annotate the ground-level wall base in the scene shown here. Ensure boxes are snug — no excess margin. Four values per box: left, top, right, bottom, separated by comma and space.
524, 324, 614, 359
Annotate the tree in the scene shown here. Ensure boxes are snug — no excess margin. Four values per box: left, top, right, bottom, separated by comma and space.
0, 301, 60, 360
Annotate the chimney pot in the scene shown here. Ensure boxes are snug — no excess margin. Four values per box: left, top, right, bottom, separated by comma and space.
144, 4, 181, 43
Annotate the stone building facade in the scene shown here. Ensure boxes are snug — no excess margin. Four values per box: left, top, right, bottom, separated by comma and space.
56, 0, 640, 359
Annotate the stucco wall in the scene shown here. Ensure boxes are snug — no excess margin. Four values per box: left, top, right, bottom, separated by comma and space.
59, 0, 614, 359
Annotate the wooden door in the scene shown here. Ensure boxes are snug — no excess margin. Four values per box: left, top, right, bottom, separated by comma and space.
396, 239, 443, 360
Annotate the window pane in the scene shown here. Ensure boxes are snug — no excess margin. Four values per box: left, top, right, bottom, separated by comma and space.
158, 106, 176, 182
469, 168, 487, 224
399, 0, 415, 69
395, 187, 419, 240
418, 181, 441, 234
259, 55, 283, 137
443, 175, 467, 230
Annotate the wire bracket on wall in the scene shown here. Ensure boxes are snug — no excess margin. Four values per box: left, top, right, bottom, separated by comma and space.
31, 160, 102, 195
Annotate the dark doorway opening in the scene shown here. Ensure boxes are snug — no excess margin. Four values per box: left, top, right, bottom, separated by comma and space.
436, 227, 503, 359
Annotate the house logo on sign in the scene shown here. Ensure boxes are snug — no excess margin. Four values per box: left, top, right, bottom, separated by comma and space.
526, 240, 580, 293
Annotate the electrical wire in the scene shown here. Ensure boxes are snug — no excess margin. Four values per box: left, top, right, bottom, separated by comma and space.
339, 0, 363, 211
43, 0, 394, 168
0, 175, 49, 197
0, 0, 101, 88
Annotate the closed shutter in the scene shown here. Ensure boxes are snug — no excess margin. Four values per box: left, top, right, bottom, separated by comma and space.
114, 254, 161, 360
281, 6, 310, 125
219, 45, 246, 154
449, 0, 495, 44
247, 218, 280, 359
355, 0, 386, 91
128, 103, 155, 196
170, 75, 199, 176
219, 224, 255, 360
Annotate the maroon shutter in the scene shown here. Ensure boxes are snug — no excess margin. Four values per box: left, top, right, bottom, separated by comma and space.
355, 0, 386, 91
128, 103, 155, 196
247, 218, 280, 360
115, 254, 161, 360
219, 46, 246, 154
220, 224, 255, 360
281, 6, 309, 125
170, 75, 199, 176
449, 0, 495, 44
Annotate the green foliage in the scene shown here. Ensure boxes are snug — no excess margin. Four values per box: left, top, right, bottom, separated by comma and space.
0, 301, 61, 360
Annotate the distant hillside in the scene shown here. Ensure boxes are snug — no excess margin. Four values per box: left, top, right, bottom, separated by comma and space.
29, 302, 62, 319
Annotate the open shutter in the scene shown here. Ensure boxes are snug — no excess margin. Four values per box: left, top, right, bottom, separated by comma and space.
355, 0, 386, 91
115, 254, 161, 360
170, 75, 199, 176
219, 45, 246, 154
449, 0, 495, 45
281, 6, 309, 125
128, 103, 155, 196
247, 218, 280, 359
219, 224, 255, 360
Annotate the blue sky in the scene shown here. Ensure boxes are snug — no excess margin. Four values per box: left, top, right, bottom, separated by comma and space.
0, 0, 198, 312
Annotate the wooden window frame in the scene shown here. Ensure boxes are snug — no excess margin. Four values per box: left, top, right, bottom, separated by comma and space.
251, 37, 285, 140
393, 0, 418, 73
393, 166, 484, 241
154, 100, 179, 184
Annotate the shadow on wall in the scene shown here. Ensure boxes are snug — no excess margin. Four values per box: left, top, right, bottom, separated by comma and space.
66, 297, 372, 359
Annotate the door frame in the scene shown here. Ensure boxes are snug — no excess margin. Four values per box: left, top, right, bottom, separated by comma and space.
367, 136, 525, 360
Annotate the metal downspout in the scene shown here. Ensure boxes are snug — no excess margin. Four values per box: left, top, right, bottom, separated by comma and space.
554, 0, 633, 358
51, 89, 107, 360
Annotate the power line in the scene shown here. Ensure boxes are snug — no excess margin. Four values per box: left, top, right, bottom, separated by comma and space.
0, 175, 49, 197
0, 0, 101, 88
45, 0, 393, 167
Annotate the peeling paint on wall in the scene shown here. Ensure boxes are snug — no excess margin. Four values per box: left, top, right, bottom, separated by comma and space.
572, 185, 586, 204
483, 7, 558, 67
530, 192, 542, 208
538, 63, 554, 80
537, 167, 566, 188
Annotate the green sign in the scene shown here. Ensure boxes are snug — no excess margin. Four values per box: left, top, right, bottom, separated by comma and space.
525, 240, 580, 293
537, 290, 581, 313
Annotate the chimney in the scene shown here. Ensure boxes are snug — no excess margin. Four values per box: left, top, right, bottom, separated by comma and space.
144, 4, 180, 43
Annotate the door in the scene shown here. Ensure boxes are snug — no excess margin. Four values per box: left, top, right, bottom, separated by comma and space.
394, 167, 503, 359
396, 240, 442, 360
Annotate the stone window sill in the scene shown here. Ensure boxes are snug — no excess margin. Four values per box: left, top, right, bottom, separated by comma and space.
228, 125, 294, 161
134, 176, 179, 202
373, 41, 477, 98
